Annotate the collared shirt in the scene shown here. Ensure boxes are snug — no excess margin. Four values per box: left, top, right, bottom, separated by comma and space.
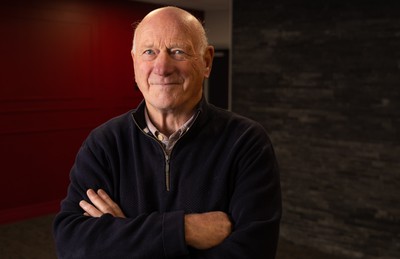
143, 108, 196, 155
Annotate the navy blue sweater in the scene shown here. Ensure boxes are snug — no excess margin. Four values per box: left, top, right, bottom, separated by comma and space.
53, 99, 282, 258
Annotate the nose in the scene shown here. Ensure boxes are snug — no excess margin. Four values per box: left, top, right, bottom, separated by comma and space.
152, 51, 174, 76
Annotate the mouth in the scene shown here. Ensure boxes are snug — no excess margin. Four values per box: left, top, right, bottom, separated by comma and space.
149, 76, 183, 86
150, 82, 181, 86
152, 82, 178, 85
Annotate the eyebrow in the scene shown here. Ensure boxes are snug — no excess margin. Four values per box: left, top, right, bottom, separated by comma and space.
139, 38, 193, 48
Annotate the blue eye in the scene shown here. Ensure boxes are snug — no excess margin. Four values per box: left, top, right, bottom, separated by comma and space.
141, 49, 157, 60
143, 49, 155, 55
172, 49, 184, 55
170, 49, 187, 60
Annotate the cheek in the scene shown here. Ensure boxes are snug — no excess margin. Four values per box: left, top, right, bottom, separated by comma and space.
134, 64, 149, 82
185, 62, 205, 78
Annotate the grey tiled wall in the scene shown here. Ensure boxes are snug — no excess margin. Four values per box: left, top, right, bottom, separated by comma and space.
232, 1, 400, 258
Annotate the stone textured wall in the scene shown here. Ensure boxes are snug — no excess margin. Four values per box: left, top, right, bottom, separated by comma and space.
231, 1, 400, 258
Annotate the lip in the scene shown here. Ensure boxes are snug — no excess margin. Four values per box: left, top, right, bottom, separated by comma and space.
149, 75, 183, 86
150, 82, 181, 86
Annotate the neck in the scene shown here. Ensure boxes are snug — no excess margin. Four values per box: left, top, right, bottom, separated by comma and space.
146, 104, 196, 137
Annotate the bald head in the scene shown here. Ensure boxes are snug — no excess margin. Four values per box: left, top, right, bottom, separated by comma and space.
132, 6, 209, 55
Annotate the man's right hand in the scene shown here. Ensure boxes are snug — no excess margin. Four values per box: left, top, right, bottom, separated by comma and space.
184, 211, 232, 250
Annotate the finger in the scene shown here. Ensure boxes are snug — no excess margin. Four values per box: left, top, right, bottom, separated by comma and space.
86, 189, 111, 214
97, 189, 126, 218
97, 189, 114, 207
79, 200, 103, 217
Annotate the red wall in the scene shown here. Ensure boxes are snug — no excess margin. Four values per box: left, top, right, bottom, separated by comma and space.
0, 0, 203, 224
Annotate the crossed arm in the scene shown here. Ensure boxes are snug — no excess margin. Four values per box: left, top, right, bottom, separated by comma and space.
79, 189, 233, 250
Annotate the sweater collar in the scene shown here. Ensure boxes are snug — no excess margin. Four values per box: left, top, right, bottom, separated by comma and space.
131, 96, 209, 132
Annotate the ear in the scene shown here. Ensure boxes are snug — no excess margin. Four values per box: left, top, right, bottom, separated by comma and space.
203, 46, 214, 78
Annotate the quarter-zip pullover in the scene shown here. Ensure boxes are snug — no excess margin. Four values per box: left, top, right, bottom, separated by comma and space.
53, 98, 282, 259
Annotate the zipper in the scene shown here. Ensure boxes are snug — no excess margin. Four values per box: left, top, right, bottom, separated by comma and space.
158, 111, 200, 191
144, 135, 172, 191
134, 120, 172, 191
132, 110, 200, 192
164, 154, 170, 191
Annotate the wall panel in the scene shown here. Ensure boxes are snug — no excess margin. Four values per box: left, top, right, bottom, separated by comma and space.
232, 0, 400, 258
0, 1, 154, 224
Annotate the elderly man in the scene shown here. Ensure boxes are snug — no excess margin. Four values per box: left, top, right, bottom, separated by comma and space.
54, 6, 281, 259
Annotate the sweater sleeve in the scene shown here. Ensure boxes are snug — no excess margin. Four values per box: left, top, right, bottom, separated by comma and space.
53, 132, 188, 259
191, 123, 282, 258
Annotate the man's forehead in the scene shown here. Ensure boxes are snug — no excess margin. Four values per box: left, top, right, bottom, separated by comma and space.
137, 20, 189, 36
135, 28, 195, 48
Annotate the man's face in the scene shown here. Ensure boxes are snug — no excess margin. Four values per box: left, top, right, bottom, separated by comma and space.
132, 14, 213, 113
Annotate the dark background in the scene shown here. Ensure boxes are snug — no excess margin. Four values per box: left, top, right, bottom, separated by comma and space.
232, 0, 400, 258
